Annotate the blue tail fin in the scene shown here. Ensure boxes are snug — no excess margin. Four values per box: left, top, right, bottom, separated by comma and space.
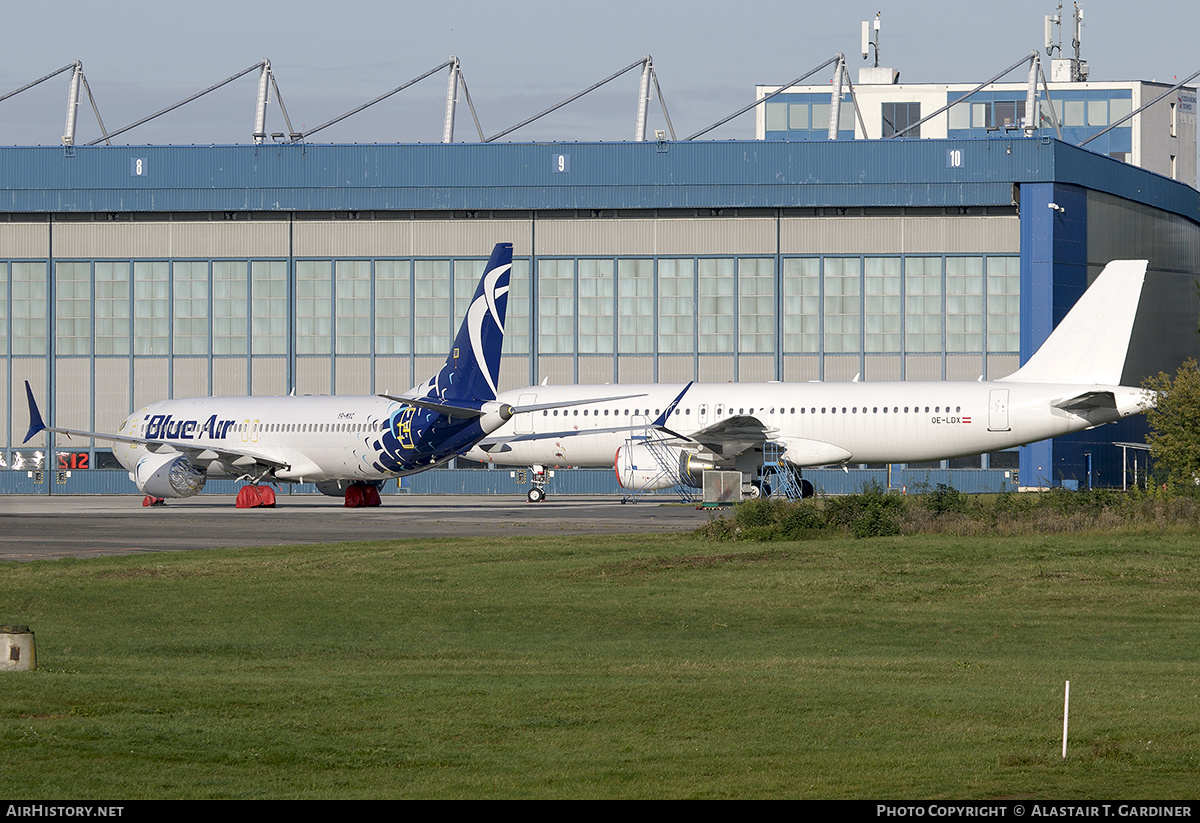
423, 242, 513, 403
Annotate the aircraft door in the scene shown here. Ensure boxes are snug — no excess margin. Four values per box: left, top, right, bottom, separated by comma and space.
698, 404, 709, 427
988, 389, 1010, 432
515, 394, 537, 434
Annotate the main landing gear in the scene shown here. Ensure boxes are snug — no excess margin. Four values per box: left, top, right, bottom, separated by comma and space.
526, 465, 550, 503
343, 482, 382, 508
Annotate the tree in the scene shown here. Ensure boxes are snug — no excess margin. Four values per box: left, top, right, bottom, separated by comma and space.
1142, 358, 1200, 490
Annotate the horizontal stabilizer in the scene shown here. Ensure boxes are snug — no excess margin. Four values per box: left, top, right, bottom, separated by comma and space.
379, 394, 493, 420
1053, 391, 1117, 413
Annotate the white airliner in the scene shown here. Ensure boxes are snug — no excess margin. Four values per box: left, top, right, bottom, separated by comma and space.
466, 259, 1153, 500
23, 242, 542, 507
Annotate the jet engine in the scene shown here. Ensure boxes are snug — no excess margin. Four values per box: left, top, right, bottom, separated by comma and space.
614, 444, 716, 490
132, 452, 206, 499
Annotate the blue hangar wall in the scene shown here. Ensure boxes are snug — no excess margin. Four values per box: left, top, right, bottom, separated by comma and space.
2, 137, 1199, 492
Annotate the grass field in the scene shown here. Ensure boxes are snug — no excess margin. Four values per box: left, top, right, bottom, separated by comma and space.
1, 529, 1198, 799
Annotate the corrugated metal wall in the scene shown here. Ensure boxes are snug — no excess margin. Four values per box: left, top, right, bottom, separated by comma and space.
781, 215, 1018, 254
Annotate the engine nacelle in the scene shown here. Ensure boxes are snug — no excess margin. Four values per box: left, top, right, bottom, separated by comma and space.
133, 452, 206, 499
614, 444, 716, 490
477, 401, 516, 435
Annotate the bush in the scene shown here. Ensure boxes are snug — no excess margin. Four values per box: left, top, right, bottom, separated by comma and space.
691, 484, 1200, 543
779, 504, 827, 538
824, 483, 907, 539
922, 483, 969, 517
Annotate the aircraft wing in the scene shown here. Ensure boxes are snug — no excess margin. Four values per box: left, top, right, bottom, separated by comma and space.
380, 391, 647, 420
22, 381, 289, 471
658, 414, 778, 456
475, 422, 648, 452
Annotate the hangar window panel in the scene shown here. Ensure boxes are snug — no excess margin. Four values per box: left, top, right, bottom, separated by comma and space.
538, 259, 575, 355
172, 261, 209, 356
414, 260, 452, 355
1087, 100, 1108, 127
823, 257, 861, 354
882, 102, 921, 138
374, 260, 411, 355
503, 258, 530, 356
811, 103, 830, 131
782, 257, 820, 353
12, 262, 48, 356
765, 102, 787, 132
55, 262, 91, 356
252, 261, 288, 356
334, 260, 371, 355
994, 100, 1025, 129
986, 256, 1021, 352
132, 261, 168, 356
95, 262, 131, 356
949, 102, 970, 130
840, 101, 855, 131
864, 257, 901, 353
904, 257, 943, 353
698, 258, 736, 353
453, 258, 485, 325
617, 258, 654, 354
1109, 96, 1133, 122
658, 258, 695, 354
788, 104, 809, 130
1063, 99, 1086, 128
738, 257, 774, 353
971, 102, 990, 129
578, 259, 614, 355
945, 256, 984, 352
213, 261, 248, 356
1039, 99, 1060, 130
296, 260, 332, 356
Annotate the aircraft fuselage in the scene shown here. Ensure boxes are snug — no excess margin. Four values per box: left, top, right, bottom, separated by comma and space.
466, 380, 1146, 469
116, 393, 503, 483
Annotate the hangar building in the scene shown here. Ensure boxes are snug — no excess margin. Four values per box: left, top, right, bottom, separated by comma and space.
2, 131, 1199, 495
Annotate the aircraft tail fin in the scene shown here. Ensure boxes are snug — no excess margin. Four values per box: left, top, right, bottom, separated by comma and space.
1000, 259, 1147, 386
417, 242, 513, 403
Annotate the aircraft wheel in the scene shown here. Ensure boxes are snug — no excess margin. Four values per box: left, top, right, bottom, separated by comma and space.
747, 482, 763, 500
527, 486, 546, 503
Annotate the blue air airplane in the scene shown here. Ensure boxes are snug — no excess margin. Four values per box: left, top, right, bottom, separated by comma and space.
23, 242, 580, 507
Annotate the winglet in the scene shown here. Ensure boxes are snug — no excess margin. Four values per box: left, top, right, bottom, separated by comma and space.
652, 382, 693, 428
23, 381, 46, 444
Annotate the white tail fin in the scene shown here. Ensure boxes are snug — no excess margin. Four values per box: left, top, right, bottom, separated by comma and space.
1000, 259, 1148, 386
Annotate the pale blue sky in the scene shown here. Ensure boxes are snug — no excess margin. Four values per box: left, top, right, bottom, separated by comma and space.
0, 0, 1195, 145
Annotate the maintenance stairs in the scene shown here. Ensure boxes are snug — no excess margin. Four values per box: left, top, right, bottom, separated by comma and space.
760, 441, 807, 500
620, 427, 697, 504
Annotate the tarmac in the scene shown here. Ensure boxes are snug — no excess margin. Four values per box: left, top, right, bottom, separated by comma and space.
0, 494, 715, 561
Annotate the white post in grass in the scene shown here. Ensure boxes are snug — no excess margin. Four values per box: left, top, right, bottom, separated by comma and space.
1062, 680, 1070, 758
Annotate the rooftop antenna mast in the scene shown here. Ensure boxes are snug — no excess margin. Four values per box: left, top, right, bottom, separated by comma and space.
862, 12, 881, 68
1046, 2, 1087, 82
1044, 2, 1063, 57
